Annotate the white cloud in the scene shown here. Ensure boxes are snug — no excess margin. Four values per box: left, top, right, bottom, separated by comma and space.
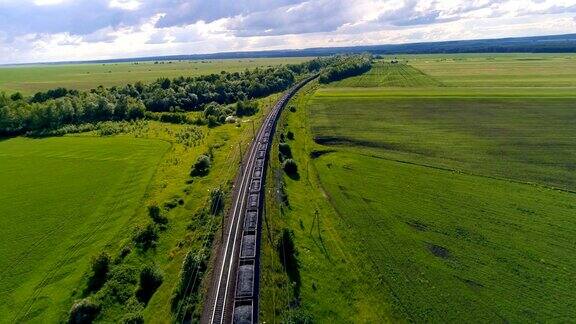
0, 0, 576, 64
109, 0, 141, 11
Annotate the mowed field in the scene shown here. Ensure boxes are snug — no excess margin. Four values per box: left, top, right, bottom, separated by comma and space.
0, 137, 169, 322
262, 57, 576, 322
0, 57, 309, 94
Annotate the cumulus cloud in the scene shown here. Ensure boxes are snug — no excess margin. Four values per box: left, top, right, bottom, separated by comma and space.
0, 0, 575, 64
225, 0, 361, 36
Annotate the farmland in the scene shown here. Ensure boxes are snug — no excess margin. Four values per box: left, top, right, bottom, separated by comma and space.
0, 55, 357, 322
0, 90, 280, 322
0, 57, 309, 95
0, 136, 170, 322
261, 57, 576, 322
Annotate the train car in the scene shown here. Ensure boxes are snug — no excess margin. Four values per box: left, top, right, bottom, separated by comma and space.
244, 210, 258, 232
247, 193, 259, 210
235, 259, 255, 299
233, 300, 253, 324
252, 166, 262, 179
240, 233, 256, 259
255, 158, 264, 168
249, 179, 261, 193
256, 150, 266, 159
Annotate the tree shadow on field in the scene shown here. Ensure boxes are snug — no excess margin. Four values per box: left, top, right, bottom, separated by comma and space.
286, 171, 300, 181
277, 228, 302, 298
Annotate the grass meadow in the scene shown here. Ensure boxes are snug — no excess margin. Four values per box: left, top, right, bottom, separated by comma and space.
0, 57, 309, 94
0, 137, 170, 322
261, 57, 576, 322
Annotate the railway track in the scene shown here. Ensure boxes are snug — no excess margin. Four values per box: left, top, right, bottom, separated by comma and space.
201, 75, 317, 324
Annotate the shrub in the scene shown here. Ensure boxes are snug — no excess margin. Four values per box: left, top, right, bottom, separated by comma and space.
158, 112, 189, 124
279, 143, 292, 159
282, 307, 313, 324
206, 115, 219, 128
10, 92, 23, 101
235, 100, 259, 117
68, 298, 100, 324
277, 228, 301, 296
283, 159, 298, 176
289, 106, 297, 113
132, 224, 159, 250
164, 197, 184, 210
118, 245, 131, 261
148, 205, 168, 225
209, 188, 225, 215
86, 252, 111, 293
121, 312, 144, 324
136, 264, 164, 304
190, 154, 211, 177
98, 265, 138, 304
286, 131, 295, 140
171, 249, 208, 313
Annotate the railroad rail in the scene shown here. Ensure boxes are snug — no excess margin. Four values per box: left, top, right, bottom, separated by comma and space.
202, 75, 317, 324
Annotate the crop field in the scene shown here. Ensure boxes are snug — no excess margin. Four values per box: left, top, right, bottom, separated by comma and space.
261, 55, 576, 322
409, 54, 576, 88
310, 96, 576, 191
329, 62, 442, 87
0, 136, 169, 322
0, 57, 309, 94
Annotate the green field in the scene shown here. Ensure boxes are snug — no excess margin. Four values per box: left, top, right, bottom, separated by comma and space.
0, 89, 280, 322
0, 57, 309, 94
261, 57, 576, 322
409, 54, 576, 87
329, 62, 442, 87
0, 136, 170, 322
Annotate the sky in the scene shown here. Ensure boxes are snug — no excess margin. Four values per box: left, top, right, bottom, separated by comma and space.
0, 0, 576, 64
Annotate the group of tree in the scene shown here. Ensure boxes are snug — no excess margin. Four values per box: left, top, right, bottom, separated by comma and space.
0, 55, 371, 136
318, 54, 372, 83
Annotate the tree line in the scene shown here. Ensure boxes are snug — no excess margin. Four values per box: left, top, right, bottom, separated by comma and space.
318, 54, 372, 84
0, 55, 371, 136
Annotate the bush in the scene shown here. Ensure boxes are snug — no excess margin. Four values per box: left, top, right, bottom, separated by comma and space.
136, 264, 164, 304
164, 197, 184, 210
121, 312, 144, 324
86, 252, 111, 293
190, 154, 211, 177
98, 265, 138, 304
283, 159, 298, 176
289, 106, 297, 113
10, 92, 23, 101
286, 131, 295, 140
68, 298, 100, 324
235, 100, 258, 117
171, 249, 208, 313
282, 307, 313, 324
209, 188, 225, 215
132, 224, 159, 250
148, 205, 168, 225
279, 143, 292, 159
